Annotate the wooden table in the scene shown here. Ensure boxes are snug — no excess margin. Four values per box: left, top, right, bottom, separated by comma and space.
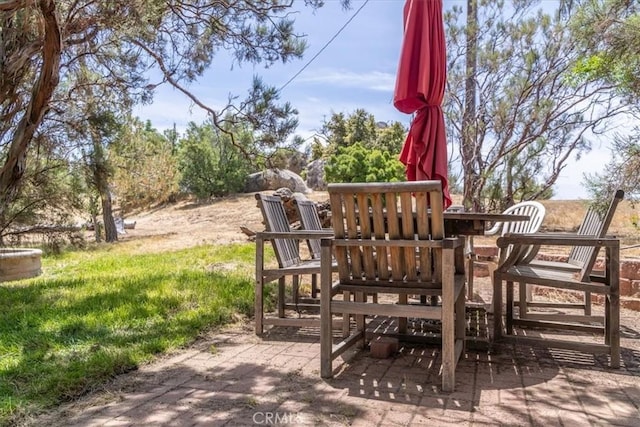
354, 209, 531, 300
442, 211, 530, 237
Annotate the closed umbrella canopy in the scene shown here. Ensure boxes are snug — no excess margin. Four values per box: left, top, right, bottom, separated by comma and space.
394, 0, 452, 209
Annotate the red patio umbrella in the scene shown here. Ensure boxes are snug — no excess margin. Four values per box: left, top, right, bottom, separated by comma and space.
394, 0, 452, 209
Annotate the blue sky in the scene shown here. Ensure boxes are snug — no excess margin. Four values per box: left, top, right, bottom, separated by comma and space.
134, 0, 612, 200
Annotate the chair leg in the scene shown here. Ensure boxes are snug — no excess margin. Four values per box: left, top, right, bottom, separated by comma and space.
441, 250, 456, 392
519, 281, 528, 319
506, 280, 514, 335
605, 294, 611, 346
466, 236, 475, 300
292, 275, 300, 312
278, 277, 286, 318
467, 259, 475, 301
255, 277, 264, 335
585, 291, 592, 316
398, 292, 408, 334
320, 244, 333, 378
492, 271, 503, 340
455, 288, 466, 353
355, 291, 366, 349
609, 293, 620, 368
311, 273, 318, 299
342, 291, 351, 338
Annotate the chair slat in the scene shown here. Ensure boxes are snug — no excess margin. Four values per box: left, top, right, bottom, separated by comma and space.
371, 192, 389, 280
575, 190, 624, 281
294, 196, 324, 259
257, 195, 302, 268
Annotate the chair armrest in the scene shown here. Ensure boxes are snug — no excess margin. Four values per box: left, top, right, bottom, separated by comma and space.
256, 230, 334, 241
484, 222, 503, 236
497, 234, 620, 248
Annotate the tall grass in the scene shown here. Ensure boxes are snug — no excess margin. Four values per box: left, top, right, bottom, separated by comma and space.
0, 243, 257, 425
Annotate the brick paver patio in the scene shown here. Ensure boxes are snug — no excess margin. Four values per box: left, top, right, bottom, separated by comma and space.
33, 279, 640, 426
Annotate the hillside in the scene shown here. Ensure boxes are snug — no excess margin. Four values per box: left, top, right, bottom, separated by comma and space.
117, 191, 639, 257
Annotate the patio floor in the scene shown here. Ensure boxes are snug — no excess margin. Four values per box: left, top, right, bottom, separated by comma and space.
32, 278, 640, 426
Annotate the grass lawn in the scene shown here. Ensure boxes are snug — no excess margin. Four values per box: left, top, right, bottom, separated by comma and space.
0, 242, 260, 425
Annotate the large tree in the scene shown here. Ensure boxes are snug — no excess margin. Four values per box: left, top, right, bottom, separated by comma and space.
111, 118, 179, 214
0, 0, 339, 231
318, 109, 406, 184
585, 130, 640, 206
569, 0, 640, 203
318, 109, 407, 156
447, 0, 633, 211
570, 0, 640, 103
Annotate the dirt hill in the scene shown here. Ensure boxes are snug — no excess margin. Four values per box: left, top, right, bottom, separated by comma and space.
117, 191, 640, 257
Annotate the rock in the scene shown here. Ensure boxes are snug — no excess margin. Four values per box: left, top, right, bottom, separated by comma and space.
305, 159, 327, 191
274, 189, 302, 224
244, 169, 310, 194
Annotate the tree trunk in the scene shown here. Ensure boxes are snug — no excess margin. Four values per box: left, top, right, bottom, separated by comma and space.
92, 212, 102, 243
461, 0, 481, 211
92, 144, 118, 243
0, 1, 61, 221
101, 190, 117, 243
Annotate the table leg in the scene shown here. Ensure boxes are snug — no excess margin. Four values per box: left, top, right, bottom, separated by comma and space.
466, 236, 475, 300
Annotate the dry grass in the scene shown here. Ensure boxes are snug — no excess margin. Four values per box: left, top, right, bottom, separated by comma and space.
117, 191, 640, 258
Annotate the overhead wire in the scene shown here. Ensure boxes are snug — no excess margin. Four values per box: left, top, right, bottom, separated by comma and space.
278, 0, 371, 92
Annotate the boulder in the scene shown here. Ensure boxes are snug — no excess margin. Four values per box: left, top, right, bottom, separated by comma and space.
244, 169, 310, 194
305, 159, 327, 191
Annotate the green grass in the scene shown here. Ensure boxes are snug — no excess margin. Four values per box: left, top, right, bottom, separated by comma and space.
0, 243, 258, 425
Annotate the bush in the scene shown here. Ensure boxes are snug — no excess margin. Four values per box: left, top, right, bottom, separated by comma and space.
177, 123, 250, 199
324, 142, 405, 184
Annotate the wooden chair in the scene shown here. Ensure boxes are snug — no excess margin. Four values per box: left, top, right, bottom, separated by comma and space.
254, 193, 334, 335
320, 181, 467, 392
466, 201, 546, 300
515, 190, 623, 317
492, 190, 624, 368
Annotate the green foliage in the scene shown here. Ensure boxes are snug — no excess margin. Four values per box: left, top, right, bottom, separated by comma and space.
177, 121, 251, 199
444, 0, 627, 210
373, 122, 406, 154
0, 138, 85, 245
0, 0, 344, 239
324, 142, 405, 184
0, 243, 255, 425
319, 109, 406, 157
310, 137, 326, 161
243, 77, 300, 152
111, 118, 179, 213
585, 132, 640, 209
570, 0, 640, 102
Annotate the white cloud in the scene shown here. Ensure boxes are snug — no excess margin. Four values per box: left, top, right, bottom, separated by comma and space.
292, 69, 396, 92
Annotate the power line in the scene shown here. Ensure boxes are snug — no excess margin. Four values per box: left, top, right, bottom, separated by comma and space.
278, 0, 371, 92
